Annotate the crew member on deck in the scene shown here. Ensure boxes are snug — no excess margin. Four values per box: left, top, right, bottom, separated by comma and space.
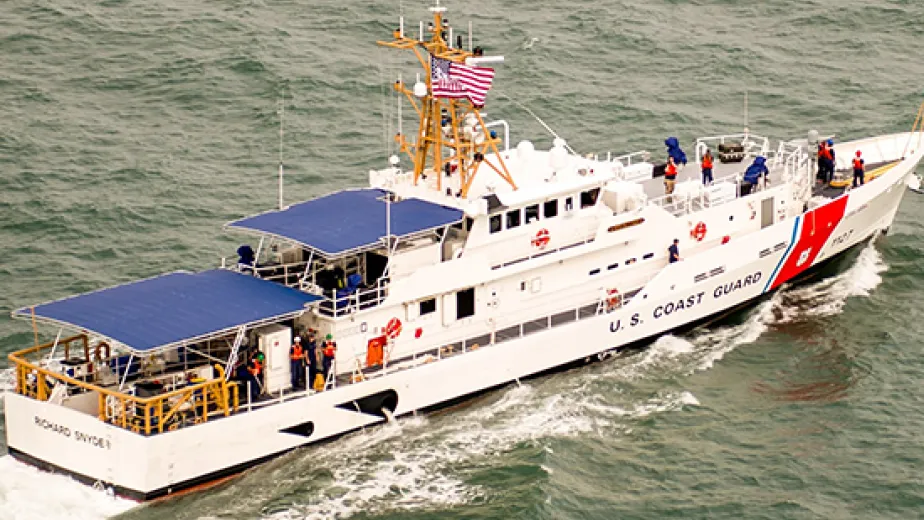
741, 156, 769, 196
668, 239, 681, 263
323, 335, 337, 384
701, 149, 714, 185
664, 156, 678, 200
852, 150, 866, 187
313, 335, 327, 392
817, 140, 834, 184
246, 352, 263, 400
305, 329, 318, 390
290, 336, 304, 388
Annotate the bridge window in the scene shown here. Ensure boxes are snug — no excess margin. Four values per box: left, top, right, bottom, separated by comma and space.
489, 214, 502, 234
525, 204, 540, 224
580, 188, 601, 208
564, 196, 574, 211
456, 288, 475, 319
608, 262, 619, 270
419, 298, 436, 316
465, 217, 474, 231
589, 268, 601, 276
543, 199, 558, 218
506, 209, 521, 229
643, 253, 654, 260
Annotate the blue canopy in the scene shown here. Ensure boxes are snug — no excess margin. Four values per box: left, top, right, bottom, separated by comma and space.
227, 189, 464, 257
13, 269, 321, 352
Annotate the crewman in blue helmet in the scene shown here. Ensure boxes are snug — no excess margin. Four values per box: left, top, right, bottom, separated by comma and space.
741, 156, 769, 196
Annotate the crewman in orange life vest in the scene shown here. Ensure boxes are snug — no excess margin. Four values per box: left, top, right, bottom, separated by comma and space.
664, 156, 678, 201
246, 351, 264, 399
852, 150, 865, 188
290, 336, 305, 388
322, 335, 337, 383
701, 149, 714, 185
818, 140, 835, 184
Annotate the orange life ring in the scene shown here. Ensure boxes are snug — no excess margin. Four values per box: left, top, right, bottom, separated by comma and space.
606, 289, 621, 311
93, 342, 111, 362
691, 222, 707, 242
384, 317, 402, 339
531, 228, 551, 250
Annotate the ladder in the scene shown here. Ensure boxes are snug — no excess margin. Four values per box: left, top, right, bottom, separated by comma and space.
224, 326, 247, 381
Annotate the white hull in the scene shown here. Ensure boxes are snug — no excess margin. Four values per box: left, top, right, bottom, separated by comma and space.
5, 145, 916, 499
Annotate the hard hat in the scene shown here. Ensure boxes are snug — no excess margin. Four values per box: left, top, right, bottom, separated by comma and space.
827, 139, 834, 145
856, 150, 862, 157
294, 336, 301, 342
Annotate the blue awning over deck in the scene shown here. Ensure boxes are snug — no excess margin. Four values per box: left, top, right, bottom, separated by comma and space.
226, 189, 464, 256
13, 269, 321, 352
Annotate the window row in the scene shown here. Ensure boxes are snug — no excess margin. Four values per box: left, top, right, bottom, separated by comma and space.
489, 188, 601, 234
415, 287, 475, 320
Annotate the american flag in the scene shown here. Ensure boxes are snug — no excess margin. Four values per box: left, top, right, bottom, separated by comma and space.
430, 56, 495, 107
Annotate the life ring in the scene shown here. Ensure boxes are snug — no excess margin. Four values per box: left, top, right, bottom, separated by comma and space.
93, 342, 111, 362
691, 222, 707, 242
384, 317, 402, 339
531, 228, 550, 250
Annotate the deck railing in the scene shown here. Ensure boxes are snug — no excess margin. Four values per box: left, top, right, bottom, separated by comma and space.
9, 335, 239, 436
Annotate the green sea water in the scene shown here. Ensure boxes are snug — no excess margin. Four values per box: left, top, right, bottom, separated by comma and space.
2, 0, 923, 519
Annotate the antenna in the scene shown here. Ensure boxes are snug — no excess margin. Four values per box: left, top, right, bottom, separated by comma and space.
500, 92, 577, 155
397, 73, 403, 137
278, 89, 285, 210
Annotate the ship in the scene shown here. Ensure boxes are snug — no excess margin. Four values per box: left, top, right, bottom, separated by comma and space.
4, 0, 924, 501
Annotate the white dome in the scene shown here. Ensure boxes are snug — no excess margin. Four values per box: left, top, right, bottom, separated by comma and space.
516, 140, 535, 161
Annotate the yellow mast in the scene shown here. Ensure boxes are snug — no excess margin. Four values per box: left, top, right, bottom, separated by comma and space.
377, 2, 516, 197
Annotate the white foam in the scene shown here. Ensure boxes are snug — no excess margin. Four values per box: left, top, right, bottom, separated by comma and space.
0, 456, 136, 520
261, 247, 895, 520
264, 377, 697, 520
0, 367, 15, 398
771, 243, 887, 323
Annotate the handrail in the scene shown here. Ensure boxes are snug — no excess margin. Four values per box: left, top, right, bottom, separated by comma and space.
647, 171, 745, 216
484, 120, 510, 152
9, 338, 238, 436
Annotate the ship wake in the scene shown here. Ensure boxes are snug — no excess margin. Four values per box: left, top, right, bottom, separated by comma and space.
0, 455, 135, 520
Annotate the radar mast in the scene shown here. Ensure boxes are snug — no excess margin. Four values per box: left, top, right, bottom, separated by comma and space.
377, 1, 516, 197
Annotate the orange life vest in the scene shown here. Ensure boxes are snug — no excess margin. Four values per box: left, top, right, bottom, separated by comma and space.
248, 359, 262, 377
818, 146, 832, 161
323, 343, 336, 358
702, 155, 713, 169
852, 158, 864, 171
290, 344, 303, 360
665, 162, 678, 178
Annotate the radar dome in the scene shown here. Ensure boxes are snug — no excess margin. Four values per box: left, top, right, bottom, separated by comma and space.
516, 140, 535, 161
